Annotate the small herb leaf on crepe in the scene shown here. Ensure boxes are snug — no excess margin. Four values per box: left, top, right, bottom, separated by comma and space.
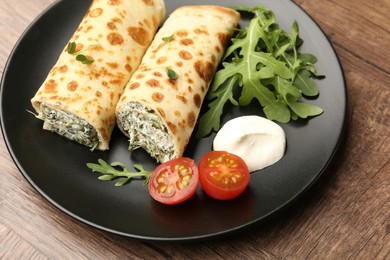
167, 68, 178, 79
162, 34, 175, 42
87, 159, 152, 186
196, 5, 324, 138
75, 54, 94, 64
67, 41, 99, 65
67, 41, 77, 54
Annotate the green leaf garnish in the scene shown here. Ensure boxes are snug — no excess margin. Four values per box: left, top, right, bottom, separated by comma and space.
162, 34, 175, 42
67, 42, 77, 54
76, 54, 94, 64
67, 41, 99, 65
167, 68, 178, 79
86, 159, 152, 186
196, 4, 325, 138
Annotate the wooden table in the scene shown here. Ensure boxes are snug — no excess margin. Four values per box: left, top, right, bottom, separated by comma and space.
1, 0, 389, 258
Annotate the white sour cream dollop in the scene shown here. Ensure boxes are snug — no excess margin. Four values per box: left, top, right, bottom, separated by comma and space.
213, 116, 286, 172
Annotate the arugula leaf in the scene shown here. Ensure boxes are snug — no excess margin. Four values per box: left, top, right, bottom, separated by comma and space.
196, 5, 324, 138
196, 75, 239, 138
87, 159, 152, 186
294, 69, 319, 96
285, 94, 324, 118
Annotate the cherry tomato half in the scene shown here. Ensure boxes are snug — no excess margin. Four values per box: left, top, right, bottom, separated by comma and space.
148, 157, 199, 205
199, 151, 250, 200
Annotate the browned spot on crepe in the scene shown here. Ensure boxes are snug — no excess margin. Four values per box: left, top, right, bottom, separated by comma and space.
107, 22, 117, 30
107, 0, 121, 5
193, 93, 202, 108
152, 15, 158, 28
153, 71, 163, 77
157, 56, 167, 64
176, 95, 187, 104
216, 32, 230, 47
152, 92, 164, 102
179, 50, 192, 60
142, 0, 154, 6
44, 79, 57, 93
180, 38, 194, 46
167, 121, 177, 134
59, 65, 68, 73
194, 60, 215, 83
125, 64, 133, 72
90, 8, 103, 17
107, 32, 124, 45
146, 78, 162, 88
67, 81, 78, 92
143, 18, 151, 28
194, 27, 209, 35
106, 62, 119, 69
187, 111, 196, 128
127, 26, 149, 46
129, 82, 140, 89
175, 30, 188, 37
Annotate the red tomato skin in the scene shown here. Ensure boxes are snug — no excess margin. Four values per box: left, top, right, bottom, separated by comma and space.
199, 151, 250, 200
149, 157, 199, 205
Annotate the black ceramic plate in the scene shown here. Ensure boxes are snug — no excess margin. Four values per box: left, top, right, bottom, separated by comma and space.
0, 0, 346, 241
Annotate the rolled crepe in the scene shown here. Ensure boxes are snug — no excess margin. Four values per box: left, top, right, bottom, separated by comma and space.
116, 5, 240, 162
31, 0, 165, 150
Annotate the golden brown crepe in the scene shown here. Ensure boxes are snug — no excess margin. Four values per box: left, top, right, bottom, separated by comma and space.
116, 5, 240, 162
31, 0, 166, 150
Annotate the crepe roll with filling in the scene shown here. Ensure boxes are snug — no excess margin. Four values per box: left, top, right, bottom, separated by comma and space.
116, 6, 240, 162
31, 0, 166, 150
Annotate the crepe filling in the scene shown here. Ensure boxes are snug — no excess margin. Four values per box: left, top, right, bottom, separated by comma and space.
117, 101, 174, 162
39, 104, 99, 149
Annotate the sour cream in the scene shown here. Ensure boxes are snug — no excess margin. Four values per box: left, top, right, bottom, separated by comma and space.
213, 116, 286, 172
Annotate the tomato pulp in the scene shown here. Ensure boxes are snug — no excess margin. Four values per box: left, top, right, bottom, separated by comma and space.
149, 158, 199, 205
199, 151, 250, 200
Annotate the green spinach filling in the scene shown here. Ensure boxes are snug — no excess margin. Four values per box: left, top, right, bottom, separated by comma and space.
117, 101, 174, 162
40, 104, 99, 149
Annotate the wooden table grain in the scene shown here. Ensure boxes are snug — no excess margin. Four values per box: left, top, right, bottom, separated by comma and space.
1, 0, 389, 259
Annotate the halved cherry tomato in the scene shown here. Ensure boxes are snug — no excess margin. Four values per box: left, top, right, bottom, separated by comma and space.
148, 158, 199, 205
199, 151, 250, 200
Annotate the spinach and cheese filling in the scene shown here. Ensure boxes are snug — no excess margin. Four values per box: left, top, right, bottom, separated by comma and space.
117, 101, 175, 162
39, 104, 99, 149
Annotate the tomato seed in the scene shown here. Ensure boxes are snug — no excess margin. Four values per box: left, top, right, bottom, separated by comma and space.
177, 182, 184, 190
159, 185, 167, 193
166, 186, 173, 194
182, 175, 190, 181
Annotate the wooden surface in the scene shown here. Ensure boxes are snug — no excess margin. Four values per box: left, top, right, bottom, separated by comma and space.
1, 0, 389, 259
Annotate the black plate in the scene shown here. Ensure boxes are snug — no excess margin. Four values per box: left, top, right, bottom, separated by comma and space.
0, 0, 346, 241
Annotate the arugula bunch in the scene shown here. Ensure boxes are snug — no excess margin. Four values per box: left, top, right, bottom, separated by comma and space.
196, 5, 324, 138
